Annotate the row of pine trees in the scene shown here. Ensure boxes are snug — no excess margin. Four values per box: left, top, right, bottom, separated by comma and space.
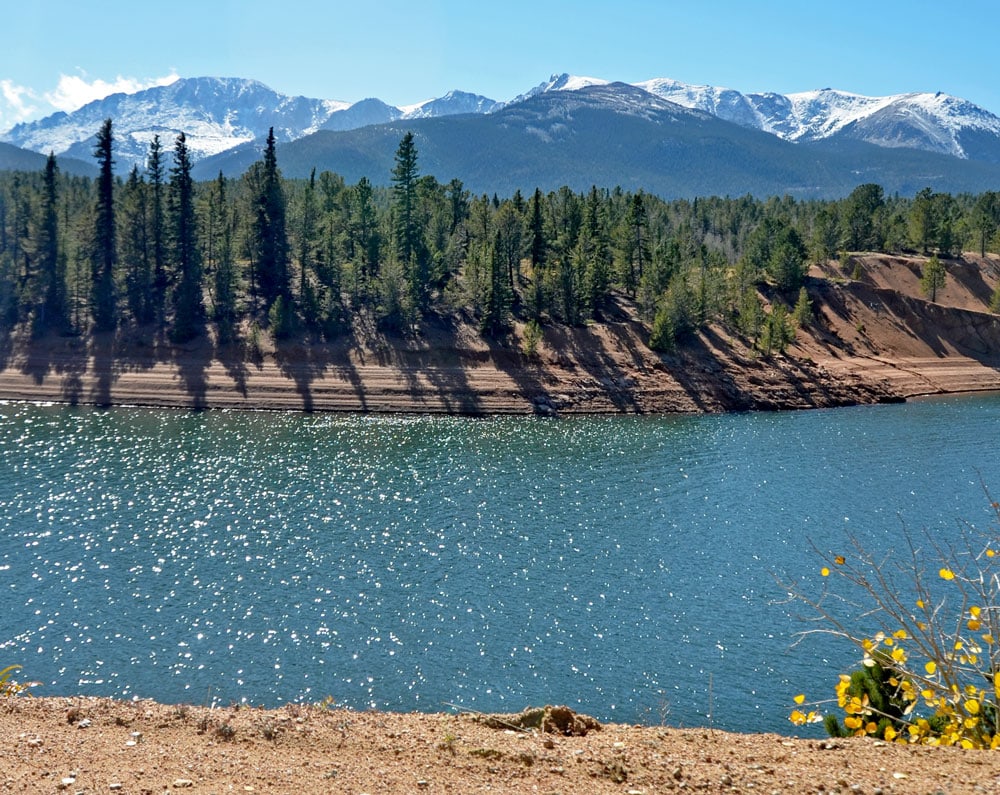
3, 120, 1000, 353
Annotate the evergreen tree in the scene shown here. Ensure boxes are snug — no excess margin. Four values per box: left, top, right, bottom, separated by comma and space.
349, 176, 380, 296
38, 153, 68, 332
147, 135, 167, 313
909, 187, 936, 254
168, 133, 203, 341
297, 169, 322, 329
920, 255, 946, 302
972, 192, 1000, 257
481, 229, 512, 335
618, 192, 650, 295
120, 165, 153, 324
251, 128, 291, 314
209, 173, 238, 340
90, 118, 117, 332
792, 286, 813, 328
527, 187, 547, 271
841, 183, 884, 251
392, 132, 421, 264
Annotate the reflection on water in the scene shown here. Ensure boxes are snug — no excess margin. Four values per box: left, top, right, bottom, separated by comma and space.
1, 396, 998, 732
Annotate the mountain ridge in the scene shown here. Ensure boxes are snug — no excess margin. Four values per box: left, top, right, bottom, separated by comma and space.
6, 73, 1000, 170
5, 73, 1000, 198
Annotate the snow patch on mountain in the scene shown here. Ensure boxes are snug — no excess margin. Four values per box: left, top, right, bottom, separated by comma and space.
6, 70, 1000, 172
632, 78, 1000, 159
509, 74, 611, 106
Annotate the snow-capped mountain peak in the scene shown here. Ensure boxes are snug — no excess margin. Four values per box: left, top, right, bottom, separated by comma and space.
631, 77, 1000, 161
508, 73, 612, 106
5, 72, 1000, 174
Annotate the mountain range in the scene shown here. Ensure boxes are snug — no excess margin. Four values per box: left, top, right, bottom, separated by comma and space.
4, 74, 1000, 197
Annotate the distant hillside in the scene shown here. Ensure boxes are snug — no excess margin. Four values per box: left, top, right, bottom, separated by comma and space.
0, 142, 96, 177
194, 84, 1000, 198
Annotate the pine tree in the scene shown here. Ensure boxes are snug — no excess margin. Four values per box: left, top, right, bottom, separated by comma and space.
168, 133, 202, 341
38, 153, 68, 332
391, 132, 429, 310
147, 135, 167, 314
350, 176, 380, 296
91, 119, 117, 332
481, 229, 512, 335
920, 255, 946, 302
392, 132, 420, 263
296, 169, 325, 330
251, 128, 291, 314
120, 165, 153, 324
621, 192, 649, 295
209, 173, 237, 340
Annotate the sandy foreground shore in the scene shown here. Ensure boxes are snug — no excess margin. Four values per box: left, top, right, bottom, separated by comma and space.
3, 696, 999, 794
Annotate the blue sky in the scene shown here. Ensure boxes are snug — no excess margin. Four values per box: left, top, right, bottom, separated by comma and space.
3, 0, 998, 130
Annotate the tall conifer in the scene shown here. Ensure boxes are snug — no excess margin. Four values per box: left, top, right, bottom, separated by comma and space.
91, 119, 116, 331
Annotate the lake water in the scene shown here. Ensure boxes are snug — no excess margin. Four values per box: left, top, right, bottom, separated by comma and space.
1, 395, 998, 733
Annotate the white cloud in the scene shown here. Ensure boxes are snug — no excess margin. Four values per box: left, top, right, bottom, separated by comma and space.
44, 70, 180, 113
0, 80, 40, 129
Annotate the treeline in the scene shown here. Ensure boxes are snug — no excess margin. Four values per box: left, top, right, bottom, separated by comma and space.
3, 120, 1000, 354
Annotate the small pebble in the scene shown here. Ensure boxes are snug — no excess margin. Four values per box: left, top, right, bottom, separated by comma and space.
78, 718, 92, 729
109, 785, 122, 791
172, 779, 194, 788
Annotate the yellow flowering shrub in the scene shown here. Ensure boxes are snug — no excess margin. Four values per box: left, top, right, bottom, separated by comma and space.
787, 496, 1000, 749
0, 665, 35, 698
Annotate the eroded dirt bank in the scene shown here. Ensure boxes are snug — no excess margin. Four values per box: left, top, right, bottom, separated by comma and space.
1, 254, 998, 415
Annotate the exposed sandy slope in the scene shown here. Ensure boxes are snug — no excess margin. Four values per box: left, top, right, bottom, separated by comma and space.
3, 253, 999, 416
796, 253, 1000, 399
4, 697, 999, 794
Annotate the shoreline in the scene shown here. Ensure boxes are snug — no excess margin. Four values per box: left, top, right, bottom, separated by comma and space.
0, 342, 998, 416
2, 695, 995, 793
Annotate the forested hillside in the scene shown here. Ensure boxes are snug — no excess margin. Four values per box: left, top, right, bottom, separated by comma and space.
3, 120, 1000, 361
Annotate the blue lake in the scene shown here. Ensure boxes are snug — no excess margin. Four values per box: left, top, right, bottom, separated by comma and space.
1, 395, 998, 733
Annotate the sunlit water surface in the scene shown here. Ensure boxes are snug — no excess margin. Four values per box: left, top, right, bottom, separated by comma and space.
2, 395, 998, 732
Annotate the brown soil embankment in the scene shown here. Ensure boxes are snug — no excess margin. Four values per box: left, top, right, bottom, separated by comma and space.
0, 253, 997, 414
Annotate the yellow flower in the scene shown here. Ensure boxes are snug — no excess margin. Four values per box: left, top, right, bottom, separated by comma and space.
891, 646, 907, 663
925, 661, 937, 675
893, 629, 909, 639
820, 567, 830, 577
939, 568, 955, 580
834, 555, 845, 565
794, 693, 805, 705
968, 619, 982, 631
844, 716, 862, 730
884, 725, 897, 742
965, 700, 981, 715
